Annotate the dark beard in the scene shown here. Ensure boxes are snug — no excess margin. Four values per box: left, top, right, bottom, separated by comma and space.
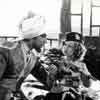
34, 46, 41, 53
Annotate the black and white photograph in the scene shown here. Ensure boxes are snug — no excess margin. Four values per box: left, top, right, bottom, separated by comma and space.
0, 0, 100, 100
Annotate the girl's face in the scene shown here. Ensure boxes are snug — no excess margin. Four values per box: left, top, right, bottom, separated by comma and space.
63, 41, 74, 57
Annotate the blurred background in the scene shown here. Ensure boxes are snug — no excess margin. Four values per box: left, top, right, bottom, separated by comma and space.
0, 0, 100, 37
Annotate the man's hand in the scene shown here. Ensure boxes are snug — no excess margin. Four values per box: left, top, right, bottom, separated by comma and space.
16, 77, 25, 91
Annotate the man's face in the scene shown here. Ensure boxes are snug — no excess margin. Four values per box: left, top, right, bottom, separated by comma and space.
32, 34, 47, 52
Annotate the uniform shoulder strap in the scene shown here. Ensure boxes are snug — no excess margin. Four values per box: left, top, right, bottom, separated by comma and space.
0, 40, 18, 50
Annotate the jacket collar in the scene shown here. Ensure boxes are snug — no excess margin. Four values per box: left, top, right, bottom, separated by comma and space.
22, 42, 30, 55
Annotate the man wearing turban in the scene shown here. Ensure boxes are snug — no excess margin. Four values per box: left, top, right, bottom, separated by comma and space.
0, 12, 47, 100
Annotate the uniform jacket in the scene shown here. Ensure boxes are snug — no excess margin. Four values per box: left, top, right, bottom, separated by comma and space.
0, 40, 36, 91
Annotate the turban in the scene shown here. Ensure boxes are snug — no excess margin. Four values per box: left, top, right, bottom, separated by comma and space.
19, 15, 46, 40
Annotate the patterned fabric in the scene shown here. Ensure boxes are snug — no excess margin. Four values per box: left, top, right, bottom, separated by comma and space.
39, 48, 91, 93
50, 61, 91, 93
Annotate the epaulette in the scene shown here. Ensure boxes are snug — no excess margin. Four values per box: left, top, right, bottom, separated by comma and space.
0, 40, 18, 50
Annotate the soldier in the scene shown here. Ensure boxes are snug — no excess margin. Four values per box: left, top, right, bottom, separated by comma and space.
0, 12, 47, 100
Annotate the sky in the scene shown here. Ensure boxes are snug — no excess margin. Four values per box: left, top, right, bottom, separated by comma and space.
0, 0, 61, 38
0, 0, 100, 38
